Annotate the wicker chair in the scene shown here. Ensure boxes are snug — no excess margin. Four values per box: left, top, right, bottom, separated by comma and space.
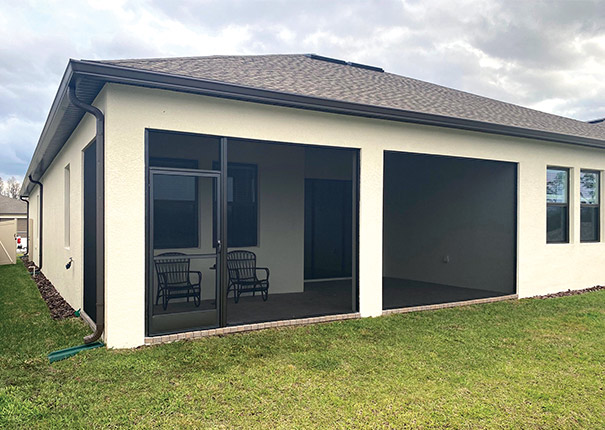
226, 250, 270, 303
154, 252, 202, 310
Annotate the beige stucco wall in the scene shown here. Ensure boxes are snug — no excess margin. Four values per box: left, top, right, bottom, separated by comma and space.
28, 188, 39, 265
0, 219, 17, 265
103, 83, 605, 347
0, 216, 27, 237
103, 84, 381, 348
28, 92, 101, 316
30, 81, 605, 348
228, 140, 306, 293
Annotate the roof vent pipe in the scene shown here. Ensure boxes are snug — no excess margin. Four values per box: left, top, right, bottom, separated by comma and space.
68, 80, 105, 344
27, 176, 42, 269
19, 196, 29, 258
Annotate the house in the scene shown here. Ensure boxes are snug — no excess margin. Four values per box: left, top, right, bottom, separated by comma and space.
21, 54, 605, 348
0, 194, 27, 265
0, 194, 27, 239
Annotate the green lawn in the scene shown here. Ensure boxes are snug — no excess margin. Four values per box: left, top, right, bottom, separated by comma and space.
1, 261, 604, 429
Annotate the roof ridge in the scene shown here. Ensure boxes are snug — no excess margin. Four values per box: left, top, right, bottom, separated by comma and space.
93, 54, 594, 127
19, 53, 605, 196
88, 53, 304, 64
74, 54, 605, 141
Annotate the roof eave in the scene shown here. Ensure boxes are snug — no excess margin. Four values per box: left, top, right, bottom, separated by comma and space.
21, 59, 605, 195
70, 60, 605, 149
20, 61, 76, 196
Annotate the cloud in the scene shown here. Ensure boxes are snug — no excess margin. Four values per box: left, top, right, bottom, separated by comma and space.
1, 0, 604, 180
0, 115, 41, 180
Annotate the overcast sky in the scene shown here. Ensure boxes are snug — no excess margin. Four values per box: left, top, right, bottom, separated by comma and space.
1, 0, 604, 183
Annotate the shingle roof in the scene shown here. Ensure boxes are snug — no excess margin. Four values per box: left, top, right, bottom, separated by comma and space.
0, 194, 26, 215
96, 54, 605, 141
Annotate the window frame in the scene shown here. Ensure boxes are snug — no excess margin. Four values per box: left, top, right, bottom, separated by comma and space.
580, 169, 600, 243
150, 157, 200, 250
546, 166, 570, 244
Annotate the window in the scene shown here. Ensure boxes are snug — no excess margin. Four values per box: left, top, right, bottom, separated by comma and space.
151, 157, 199, 249
546, 167, 569, 243
64, 164, 70, 247
580, 170, 600, 242
214, 163, 258, 247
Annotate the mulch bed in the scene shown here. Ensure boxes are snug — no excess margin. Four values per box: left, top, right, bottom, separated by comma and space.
530, 285, 605, 299
22, 257, 76, 320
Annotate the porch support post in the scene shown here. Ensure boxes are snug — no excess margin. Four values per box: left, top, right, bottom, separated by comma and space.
352, 151, 359, 311
219, 137, 228, 326
358, 146, 383, 317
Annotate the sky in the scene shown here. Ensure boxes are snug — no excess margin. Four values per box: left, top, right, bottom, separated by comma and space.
1, 0, 604, 183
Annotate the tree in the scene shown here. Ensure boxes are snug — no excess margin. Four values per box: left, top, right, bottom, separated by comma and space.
6, 177, 21, 199
0, 177, 4, 196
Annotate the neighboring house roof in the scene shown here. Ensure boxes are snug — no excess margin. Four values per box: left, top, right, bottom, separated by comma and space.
588, 117, 605, 125
0, 194, 26, 215
20, 54, 605, 196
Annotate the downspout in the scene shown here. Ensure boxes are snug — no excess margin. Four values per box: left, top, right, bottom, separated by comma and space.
28, 175, 42, 270
19, 196, 29, 257
68, 80, 105, 344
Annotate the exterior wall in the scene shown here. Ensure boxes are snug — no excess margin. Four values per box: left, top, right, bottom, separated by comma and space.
0, 216, 28, 250
28, 92, 101, 315
229, 140, 305, 294
149, 135, 306, 297
29, 189, 39, 264
95, 83, 605, 347
0, 219, 17, 265
0, 215, 27, 237
16, 217, 28, 236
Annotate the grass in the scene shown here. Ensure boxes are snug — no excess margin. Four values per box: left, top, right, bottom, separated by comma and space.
1, 261, 604, 429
